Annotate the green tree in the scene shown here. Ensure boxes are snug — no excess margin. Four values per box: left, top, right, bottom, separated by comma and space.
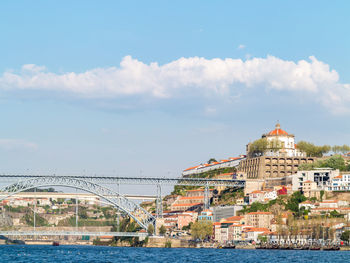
340, 230, 350, 242
208, 158, 217, 164
159, 225, 167, 236
299, 155, 350, 172
320, 155, 347, 171
191, 220, 213, 241
248, 138, 269, 157
330, 210, 343, 218
78, 208, 88, 219
332, 145, 350, 154
258, 235, 268, 243
182, 222, 192, 231
147, 224, 154, 235
286, 191, 306, 214
297, 141, 331, 157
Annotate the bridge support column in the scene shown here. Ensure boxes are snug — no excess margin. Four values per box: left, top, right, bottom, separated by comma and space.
156, 184, 163, 218
75, 196, 78, 231
204, 183, 210, 210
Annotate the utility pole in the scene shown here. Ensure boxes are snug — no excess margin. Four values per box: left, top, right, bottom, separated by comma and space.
34, 187, 36, 233
117, 182, 120, 231
156, 183, 163, 218
75, 195, 78, 232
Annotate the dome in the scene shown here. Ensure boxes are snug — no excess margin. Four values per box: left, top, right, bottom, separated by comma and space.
267, 123, 289, 136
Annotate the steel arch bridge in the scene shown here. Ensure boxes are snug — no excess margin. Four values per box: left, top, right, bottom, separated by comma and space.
0, 176, 155, 230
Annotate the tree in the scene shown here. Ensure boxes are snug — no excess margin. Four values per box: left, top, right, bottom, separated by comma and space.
159, 225, 167, 236
286, 191, 306, 214
332, 145, 350, 154
208, 158, 217, 164
182, 222, 192, 231
299, 155, 350, 172
330, 210, 343, 218
340, 230, 350, 242
191, 220, 213, 241
320, 155, 347, 171
258, 235, 267, 243
297, 141, 331, 157
147, 224, 154, 235
248, 138, 269, 157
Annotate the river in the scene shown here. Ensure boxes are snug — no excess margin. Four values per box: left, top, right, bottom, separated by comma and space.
0, 245, 349, 262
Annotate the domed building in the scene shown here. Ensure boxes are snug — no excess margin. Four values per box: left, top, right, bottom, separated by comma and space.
238, 123, 316, 187
261, 123, 305, 158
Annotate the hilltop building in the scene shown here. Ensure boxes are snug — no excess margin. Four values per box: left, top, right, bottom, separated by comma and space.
182, 156, 246, 177
238, 123, 316, 186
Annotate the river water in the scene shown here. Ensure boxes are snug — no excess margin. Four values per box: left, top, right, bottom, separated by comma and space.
1, 245, 349, 262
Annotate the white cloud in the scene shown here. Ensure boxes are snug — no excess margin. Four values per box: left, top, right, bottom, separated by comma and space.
0, 55, 349, 113
238, 44, 245, 49
0, 139, 38, 151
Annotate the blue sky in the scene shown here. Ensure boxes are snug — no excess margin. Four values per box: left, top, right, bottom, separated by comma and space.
0, 1, 349, 193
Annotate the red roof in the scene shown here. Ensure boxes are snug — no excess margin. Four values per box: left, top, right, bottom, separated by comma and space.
247, 212, 272, 215
224, 216, 244, 221
267, 123, 289, 136
172, 202, 201, 207
244, 227, 269, 232
179, 196, 204, 200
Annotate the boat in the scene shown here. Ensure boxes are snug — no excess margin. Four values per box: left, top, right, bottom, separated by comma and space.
52, 241, 60, 246
222, 244, 236, 249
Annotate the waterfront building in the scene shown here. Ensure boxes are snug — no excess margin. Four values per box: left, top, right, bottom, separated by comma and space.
228, 224, 245, 241
245, 212, 274, 229
242, 227, 271, 242
213, 222, 222, 242
198, 209, 213, 221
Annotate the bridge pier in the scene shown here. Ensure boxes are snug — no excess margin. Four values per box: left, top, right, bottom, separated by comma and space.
156, 184, 163, 218
204, 183, 209, 210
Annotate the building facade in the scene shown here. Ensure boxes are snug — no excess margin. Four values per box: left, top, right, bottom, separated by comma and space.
238, 123, 316, 184
292, 168, 339, 192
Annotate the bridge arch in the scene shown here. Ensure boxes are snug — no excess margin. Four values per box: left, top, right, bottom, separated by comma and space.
0, 176, 155, 230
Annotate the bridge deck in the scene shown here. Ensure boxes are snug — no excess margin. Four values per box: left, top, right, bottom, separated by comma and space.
0, 174, 245, 187
0, 231, 147, 237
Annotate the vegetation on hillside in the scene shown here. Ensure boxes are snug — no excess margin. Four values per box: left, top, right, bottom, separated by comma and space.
190, 220, 213, 240
216, 188, 244, 205
22, 212, 49, 227
171, 166, 236, 195
299, 155, 350, 171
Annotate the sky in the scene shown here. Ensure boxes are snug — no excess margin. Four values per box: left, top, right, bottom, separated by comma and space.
0, 1, 349, 194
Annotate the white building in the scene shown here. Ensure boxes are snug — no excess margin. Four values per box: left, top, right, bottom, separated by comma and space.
298, 200, 316, 210
292, 168, 339, 192
248, 190, 278, 204
329, 173, 350, 191
261, 123, 306, 157
182, 156, 246, 177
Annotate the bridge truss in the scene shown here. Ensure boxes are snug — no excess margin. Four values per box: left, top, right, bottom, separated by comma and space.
0, 174, 245, 218
0, 177, 156, 230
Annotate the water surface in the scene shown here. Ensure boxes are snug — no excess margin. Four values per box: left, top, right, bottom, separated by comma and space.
0, 245, 349, 263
